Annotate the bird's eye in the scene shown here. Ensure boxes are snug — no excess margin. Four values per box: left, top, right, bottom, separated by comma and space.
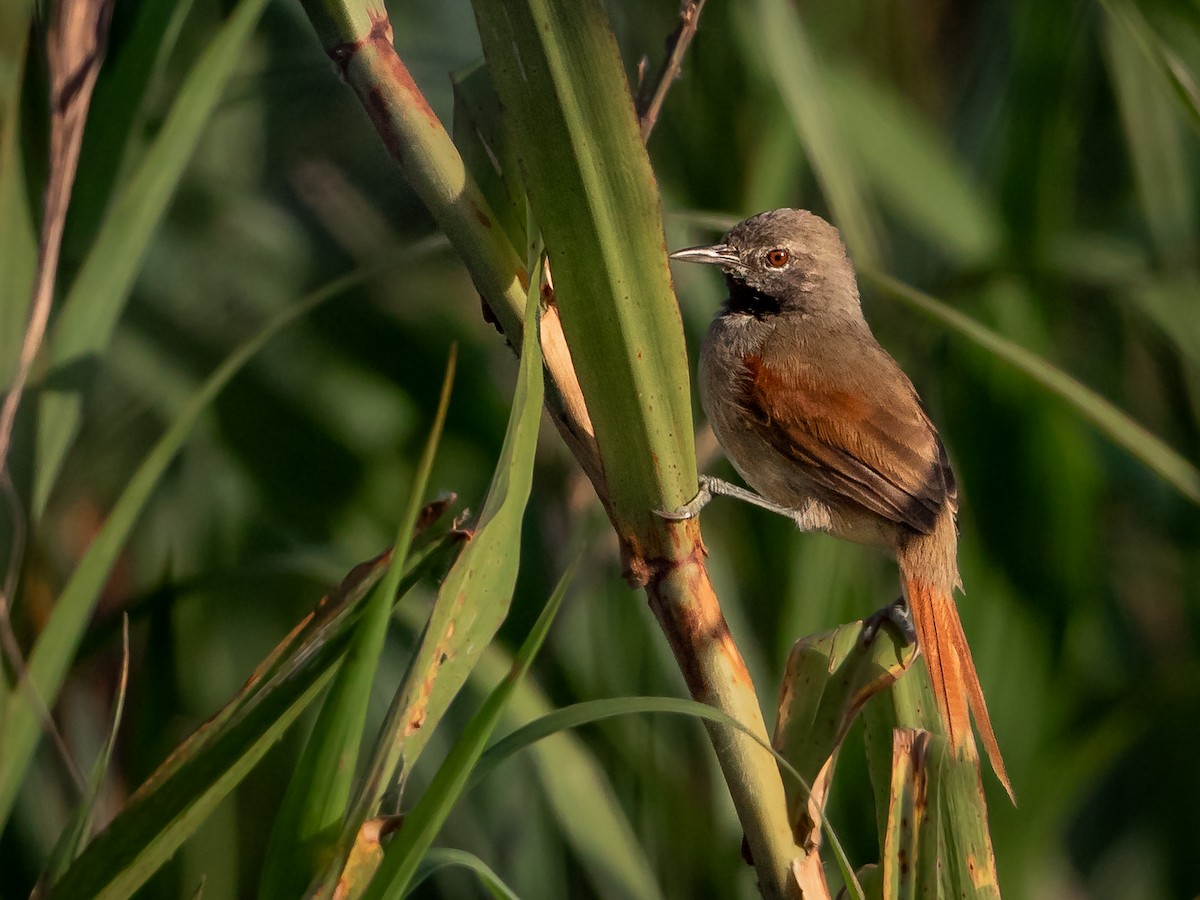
766, 249, 790, 268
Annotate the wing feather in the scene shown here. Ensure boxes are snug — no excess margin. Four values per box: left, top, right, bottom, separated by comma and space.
739, 354, 955, 535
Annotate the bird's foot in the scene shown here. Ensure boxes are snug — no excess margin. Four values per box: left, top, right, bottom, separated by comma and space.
657, 475, 801, 521
656, 475, 716, 520
862, 596, 917, 645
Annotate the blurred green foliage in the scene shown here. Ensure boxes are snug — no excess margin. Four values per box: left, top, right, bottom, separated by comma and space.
2, 0, 1199, 898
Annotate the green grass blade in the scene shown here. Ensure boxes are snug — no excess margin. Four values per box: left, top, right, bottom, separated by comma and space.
1100, 0, 1200, 139
863, 271, 1200, 504
1102, 0, 1196, 266
741, 0, 881, 264
260, 351, 458, 898
450, 63, 526, 255
391, 599, 664, 900
65, 0, 198, 249
0, 267, 372, 830
464, 694, 871, 876
772, 622, 914, 876
865, 649, 1000, 899
362, 555, 578, 898
826, 67, 1002, 267
49, 535, 463, 899
466, 691, 868, 900
880, 730, 934, 900
33, 0, 270, 518
55, 668, 335, 900
40, 618, 130, 886
406, 848, 523, 900
317, 268, 546, 897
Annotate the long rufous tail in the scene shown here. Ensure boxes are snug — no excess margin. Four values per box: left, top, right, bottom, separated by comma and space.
899, 569, 1015, 803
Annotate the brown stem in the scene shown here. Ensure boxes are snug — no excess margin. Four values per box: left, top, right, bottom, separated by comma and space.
637, 0, 708, 141
323, 13, 609, 511
645, 518, 806, 899
0, 0, 113, 795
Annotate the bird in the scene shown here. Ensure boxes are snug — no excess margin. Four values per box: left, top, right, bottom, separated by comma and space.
662, 207, 1012, 800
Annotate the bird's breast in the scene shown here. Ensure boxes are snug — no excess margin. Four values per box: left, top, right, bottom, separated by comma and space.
698, 312, 814, 509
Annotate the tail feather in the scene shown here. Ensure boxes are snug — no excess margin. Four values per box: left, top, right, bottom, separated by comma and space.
901, 573, 1015, 803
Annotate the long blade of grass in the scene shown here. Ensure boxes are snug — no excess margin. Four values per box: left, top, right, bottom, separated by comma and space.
361, 555, 578, 898
33, 0, 270, 518
863, 270, 1200, 504
65, 0, 198, 249
40, 616, 130, 886
406, 848, 523, 900
49, 532, 463, 900
880, 729, 936, 900
0, 265, 375, 830
0, 1, 36, 722
1099, 0, 1200, 138
315, 262, 546, 897
1102, 0, 1196, 267
825, 67, 1002, 267
260, 351, 458, 897
464, 693, 864, 900
389, 598, 664, 900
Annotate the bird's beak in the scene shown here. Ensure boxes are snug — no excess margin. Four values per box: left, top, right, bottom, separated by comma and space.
669, 243, 742, 267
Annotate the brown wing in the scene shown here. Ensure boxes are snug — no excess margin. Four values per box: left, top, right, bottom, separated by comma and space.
740, 353, 955, 535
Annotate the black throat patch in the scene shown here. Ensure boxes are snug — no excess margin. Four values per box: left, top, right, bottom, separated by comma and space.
724, 274, 784, 319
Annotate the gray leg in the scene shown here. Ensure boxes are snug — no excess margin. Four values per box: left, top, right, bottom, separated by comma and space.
657, 475, 797, 521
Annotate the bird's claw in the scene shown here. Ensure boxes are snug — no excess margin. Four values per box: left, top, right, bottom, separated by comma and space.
655, 478, 715, 520
862, 597, 917, 646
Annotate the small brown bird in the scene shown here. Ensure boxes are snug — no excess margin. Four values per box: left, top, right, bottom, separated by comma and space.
664, 208, 1012, 800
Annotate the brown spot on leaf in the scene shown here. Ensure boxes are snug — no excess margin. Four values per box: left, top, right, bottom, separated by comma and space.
470, 201, 492, 229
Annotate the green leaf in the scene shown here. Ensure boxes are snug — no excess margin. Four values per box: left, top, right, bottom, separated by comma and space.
825, 67, 1003, 267
451, 63, 526, 255
1102, 0, 1196, 267
1099, 0, 1200, 139
362, 553, 578, 898
772, 621, 915, 864
864, 649, 1000, 900
34, 0, 270, 518
465, 693, 861, 897
41, 618, 130, 886
316, 262, 546, 896
879, 729, 938, 900
407, 848, 523, 900
473, 0, 698, 533
0, 265, 375, 831
260, 351, 458, 897
390, 598, 664, 900
863, 270, 1200, 504
65, 0, 198, 252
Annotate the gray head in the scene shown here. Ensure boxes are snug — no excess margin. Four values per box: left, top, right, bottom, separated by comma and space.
671, 209, 861, 317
